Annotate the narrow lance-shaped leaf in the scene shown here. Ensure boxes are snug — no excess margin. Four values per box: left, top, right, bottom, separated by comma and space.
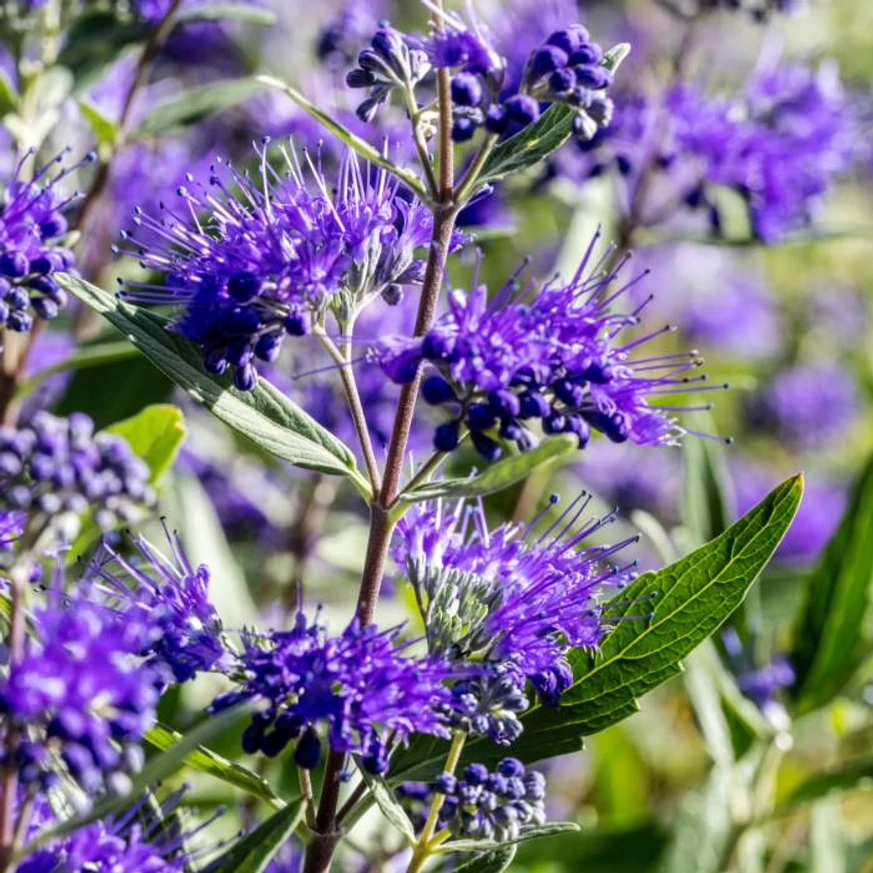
790, 452, 873, 714
144, 723, 284, 810
450, 846, 517, 873
399, 436, 576, 504
477, 43, 630, 186
57, 274, 369, 492
203, 801, 305, 873
256, 74, 428, 201
392, 475, 802, 778
21, 706, 248, 852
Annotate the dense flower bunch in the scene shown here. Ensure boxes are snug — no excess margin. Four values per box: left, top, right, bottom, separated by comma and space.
0, 150, 89, 333
564, 60, 856, 242
0, 412, 155, 542
0, 580, 163, 795
347, 13, 620, 143
210, 611, 456, 774
19, 792, 199, 873
399, 758, 546, 842
377, 245, 710, 460
119, 142, 439, 390
84, 530, 229, 682
394, 493, 638, 740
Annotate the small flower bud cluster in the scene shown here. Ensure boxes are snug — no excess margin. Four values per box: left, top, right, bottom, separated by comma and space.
400, 759, 546, 843
346, 25, 431, 123
438, 670, 528, 746
0, 149, 91, 333
0, 411, 155, 541
519, 26, 615, 140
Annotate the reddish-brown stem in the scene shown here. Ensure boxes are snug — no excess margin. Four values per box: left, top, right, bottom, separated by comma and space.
303, 5, 458, 872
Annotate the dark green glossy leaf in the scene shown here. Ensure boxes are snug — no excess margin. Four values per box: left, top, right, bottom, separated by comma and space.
477, 104, 575, 186
106, 404, 186, 484
451, 845, 516, 873
137, 78, 268, 136
439, 822, 580, 853
257, 74, 428, 201
682, 416, 734, 549
790, 454, 873, 714
393, 476, 802, 778
203, 801, 304, 873
145, 723, 283, 810
58, 274, 367, 488
399, 436, 576, 503
359, 769, 416, 845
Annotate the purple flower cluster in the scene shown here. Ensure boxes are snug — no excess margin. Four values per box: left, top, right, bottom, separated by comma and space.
85, 530, 228, 683
346, 25, 431, 123
0, 149, 90, 333
565, 60, 856, 242
399, 758, 546, 842
377, 244, 711, 460
0, 507, 24, 550
20, 792, 195, 873
210, 611, 455, 774
0, 412, 155, 542
745, 362, 859, 451
394, 493, 638, 719
0, 581, 162, 796
119, 141, 436, 390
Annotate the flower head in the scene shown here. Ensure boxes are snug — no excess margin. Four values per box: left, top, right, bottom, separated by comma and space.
0, 577, 163, 796
119, 140, 436, 391
210, 611, 455, 774
0, 411, 155, 544
376, 240, 718, 460
84, 528, 228, 683
399, 758, 547, 843
394, 493, 638, 708
0, 148, 91, 333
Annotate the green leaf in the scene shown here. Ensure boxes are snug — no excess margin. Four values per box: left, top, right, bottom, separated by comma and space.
810, 801, 848, 873
22, 706, 248, 852
58, 274, 367, 489
106, 404, 186, 484
0, 69, 19, 115
790, 453, 873, 714
392, 476, 802, 778
145, 723, 283, 810
78, 98, 118, 146
477, 43, 628, 187
359, 769, 417, 845
437, 822, 580, 853
775, 755, 873, 814
174, 3, 277, 24
477, 103, 575, 186
256, 74, 428, 202
137, 78, 268, 136
203, 800, 305, 873
450, 845, 517, 873
399, 436, 576, 503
